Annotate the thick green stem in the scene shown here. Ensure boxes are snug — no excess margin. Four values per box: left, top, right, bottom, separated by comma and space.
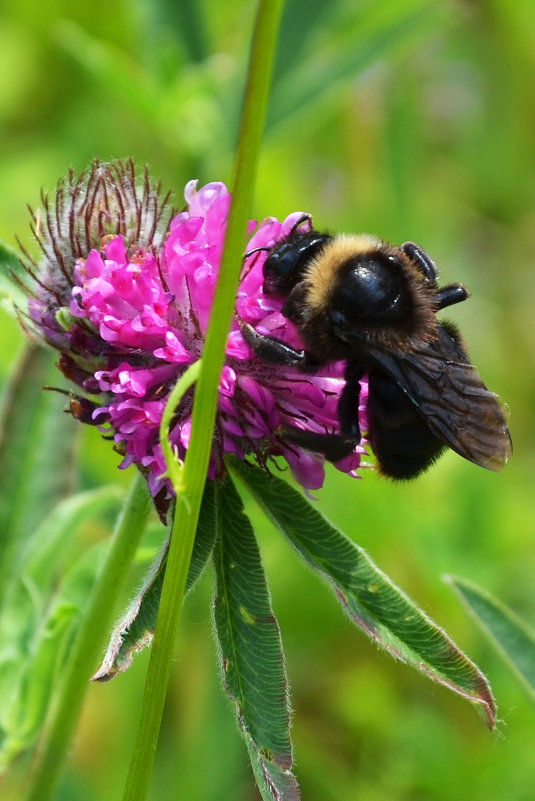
26, 471, 152, 801
120, 2, 285, 800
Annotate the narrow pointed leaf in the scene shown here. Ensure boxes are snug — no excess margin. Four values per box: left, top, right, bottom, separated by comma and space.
230, 458, 496, 728
447, 575, 535, 705
0, 488, 122, 761
213, 477, 300, 801
54, 21, 159, 121
0, 607, 77, 771
0, 486, 123, 668
0, 504, 118, 769
0, 345, 78, 598
0, 239, 24, 277
0, 239, 27, 315
94, 482, 218, 680
268, 4, 444, 133
18, 486, 124, 583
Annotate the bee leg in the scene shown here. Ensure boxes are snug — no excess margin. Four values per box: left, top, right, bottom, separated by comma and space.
243, 217, 313, 259
401, 242, 438, 284
435, 283, 470, 310
275, 425, 358, 461
288, 212, 313, 235
240, 321, 317, 369
274, 360, 364, 461
337, 361, 364, 440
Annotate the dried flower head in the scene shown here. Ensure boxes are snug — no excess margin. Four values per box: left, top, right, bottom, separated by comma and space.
22, 160, 367, 504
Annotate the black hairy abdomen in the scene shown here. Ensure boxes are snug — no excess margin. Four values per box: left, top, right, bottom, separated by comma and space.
367, 369, 445, 479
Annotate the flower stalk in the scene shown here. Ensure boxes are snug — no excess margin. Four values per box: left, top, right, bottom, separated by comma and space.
120, 2, 285, 800
26, 471, 152, 801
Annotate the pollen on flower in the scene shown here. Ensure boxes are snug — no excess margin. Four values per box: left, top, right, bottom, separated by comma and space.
21, 159, 367, 508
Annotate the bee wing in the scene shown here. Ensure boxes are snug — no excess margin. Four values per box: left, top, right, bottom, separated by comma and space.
367, 325, 511, 471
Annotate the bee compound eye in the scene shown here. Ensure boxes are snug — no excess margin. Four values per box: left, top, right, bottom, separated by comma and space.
262, 248, 296, 295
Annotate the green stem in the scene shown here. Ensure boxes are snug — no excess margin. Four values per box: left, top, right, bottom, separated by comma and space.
120, 2, 285, 800
158, 359, 202, 495
26, 472, 151, 801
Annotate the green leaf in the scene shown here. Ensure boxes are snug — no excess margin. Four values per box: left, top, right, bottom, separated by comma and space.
230, 458, 496, 728
0, 605, 77, 771
0, 488, 122, 769
53, 20, 160, 121
0, 486, 123, 661
94, 482, 218, 680
213, 477, 300, 801
446, 575, 535, 705
52, 20, 223, 161
19, 486, 124, 582
268, 2, 446, 133
0, 239, 28, 316
0, 345, 79, 599
0, 239, 24, 276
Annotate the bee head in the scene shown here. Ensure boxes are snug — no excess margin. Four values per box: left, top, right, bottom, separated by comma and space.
262, 230, 332, 297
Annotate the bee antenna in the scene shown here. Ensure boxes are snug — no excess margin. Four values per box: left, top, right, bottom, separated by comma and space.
244, 245, 271, 259
401, 242, 438, 284
435, 283, 470, 310
289, 213, 313, 235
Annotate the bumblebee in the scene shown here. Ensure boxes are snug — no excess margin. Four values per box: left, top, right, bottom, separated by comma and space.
241, 219, 511, 478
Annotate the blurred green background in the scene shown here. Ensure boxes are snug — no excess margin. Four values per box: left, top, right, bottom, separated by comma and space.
1, 0, 535, 799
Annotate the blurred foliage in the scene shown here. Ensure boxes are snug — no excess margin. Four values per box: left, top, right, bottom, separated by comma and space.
1, 0, 535, 799
448, 575, 535, 706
